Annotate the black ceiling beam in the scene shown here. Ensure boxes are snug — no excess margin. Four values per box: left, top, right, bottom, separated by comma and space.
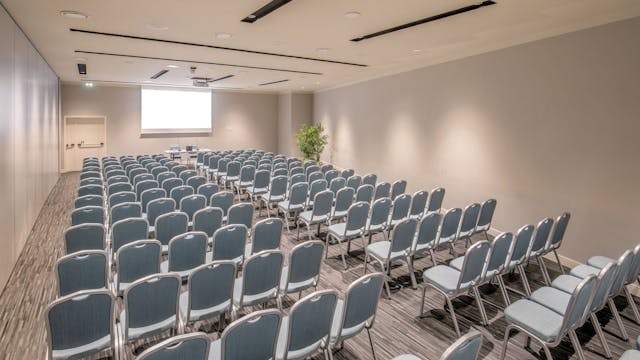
150, 69, 169, 79
74, 50, 323, 75
259, 79, 289, 86
242, 0, 292, 23
70, 28, 366, 67
351, 1, 496, 42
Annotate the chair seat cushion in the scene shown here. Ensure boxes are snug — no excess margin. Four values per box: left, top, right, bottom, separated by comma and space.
247, 186, 268, 195
299, 211, 328, 225
570, 264, 600, 279
449, 256, 464, 272
503, 299, 564, 343
279, 266, 315, 294
422, 265, 461, 293
233, 278, 277, 307
366, 241, 407, 262
529, 287, 571, 315
586, 256, 614, 269
620, 349, 640, 360
328, 223, 362, 240
551, 274, 583, 294
329, 299, 366, 343
278, 201, 304, 213
119, 310, 176, 342
391, 355, 422, 360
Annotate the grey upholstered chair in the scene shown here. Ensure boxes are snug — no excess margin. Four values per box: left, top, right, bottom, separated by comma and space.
110, 202, 142, 225
211, 224, 248, 265
108, 191, 136, 209
140, 188, 166, 214
64, 223, 106, 254
473, 198, 497, 241
161, 231, 208, 279
209, 309, 282, 360
409, 190, 428, 219
297, 190, 333, 241
71, 206, 104, 226
75, 194, 104, 209
277, 182, 308, 232
137, 332, 210, 360
233, 250, 284, 316
280, 240, 324, 302
327, 201, 370, 270
111, 217, 149, 255
411, 213, 442, 266
55, 250, 108, 296
115, 240, 161, 295
364, 197, 392, 242
426, 187, 446, 214
227, 203, 254, 229
246, 218, 282, 257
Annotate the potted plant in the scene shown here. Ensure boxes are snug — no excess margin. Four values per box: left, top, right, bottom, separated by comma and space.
296, 123, 328, 162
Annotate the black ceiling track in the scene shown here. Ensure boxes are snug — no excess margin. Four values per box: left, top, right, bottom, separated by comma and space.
350, 0, 496, 42
74, 50, 323, 75
150, 69, 169, 79
242, 0, 292, 23
191, 75, 235, 83
259, 79, 289, 86
70, 28, 366, 67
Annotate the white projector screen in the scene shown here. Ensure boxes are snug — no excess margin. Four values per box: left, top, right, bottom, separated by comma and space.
141, 87, 212, 134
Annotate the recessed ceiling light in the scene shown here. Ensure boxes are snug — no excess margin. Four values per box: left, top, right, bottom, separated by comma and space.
314, 81, 320, 85
215, 33, 232, 40
124, 60, 134, 64
60, 10, 88, 19
300, 86, 305, 90
166, 64, 179, 69
83, 82, 94, 88
344, 11, 361, 19
73, 57, 87, 62
315, 48, 330, 53
412, 49, 422, 53
146, 23, 168, 31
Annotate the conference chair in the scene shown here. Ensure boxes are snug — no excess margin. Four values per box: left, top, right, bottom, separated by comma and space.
362, 173, 377, 187
473, 199, 497, 241
56, 250, 108, 296
527, 217, 555, 285
71, 206, 105, 226
161, 231, 208, 279
170, 185, 195, 209
246, 218, 282, 257
75, 194, 104, 209
80, 178, 103, 187
211, 224, 248, 265
426, 187, 446, 214
277, 182, 308, 232
46, 290, 116, 360
136, 180, 159, 201
172, 165, 188, 177
64, 223, 106, 254
193, 207, 223, 244
308, 171, 324, 185
456, 203, 481, 247
246, 169, 270, 204
157, 171, 176, 187
440, 330, 483, 360
197, 183, 220, 203
227, 203, 254, 230
107, 182, 133, 197
180, 194, 207, 226
161, 177, 183, 195
260, 175, 288, 217
279, 240, 324, 302
411, 213, 442, 267
108, 191, 136, 209
329, 187, 355, 224
154, 211, 188, 253
276, 290, 338, 360
151, 166, 170, 179
137, 332, 210, 360
323, 169, 339, 183
221, 161, 241, 189
109, 202, 142, 225
543, 212, 571, 274
329, 273, 385, 359
106, 175, 129, 187
365, 218, 419, 296
111, 217, 149, 256
114, 240, 161, 295
373, 182, 391, 201
306, 179, 328, 208
320, 164, 333, 174
341, 169, 355, 179
233, 250, 284, 316
391, 179, 407, 200
387, 194, 412, 235
210, 191, 234, 221
327, 201, 370, 270
140, 188, 166, 214
187, 176, 206, 193
503, 224, 535, 296
179, 169, 197, 184
78, 184, 103, 197
80, 171, 101, 180
208, 309, 282, 360
297, 190, 333, 241
435, 208, 462, 256
147, 198, 176, 234
364, 197, 393, 243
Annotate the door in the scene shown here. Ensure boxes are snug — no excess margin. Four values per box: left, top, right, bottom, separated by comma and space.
63, 116, 107, 172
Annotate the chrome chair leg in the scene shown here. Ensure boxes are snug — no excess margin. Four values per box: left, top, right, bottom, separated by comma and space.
591, 313, 612, 359
609, 299, 629, 341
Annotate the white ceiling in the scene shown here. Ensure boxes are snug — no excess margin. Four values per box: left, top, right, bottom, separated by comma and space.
2, 0, 639, 93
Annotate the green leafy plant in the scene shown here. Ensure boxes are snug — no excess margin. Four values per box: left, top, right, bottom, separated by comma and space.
296, 123, 328, 162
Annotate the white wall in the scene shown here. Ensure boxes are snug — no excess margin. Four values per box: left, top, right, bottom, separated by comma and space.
0, 5, 59, 290
314, 17, 640, 262
277, 93, 312, 157
61, 84, 279, 163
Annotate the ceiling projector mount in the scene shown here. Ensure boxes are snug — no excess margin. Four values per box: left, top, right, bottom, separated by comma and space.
191, 75, 235, 87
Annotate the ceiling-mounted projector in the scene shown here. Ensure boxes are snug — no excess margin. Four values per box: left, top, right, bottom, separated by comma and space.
192, 78, 210, 87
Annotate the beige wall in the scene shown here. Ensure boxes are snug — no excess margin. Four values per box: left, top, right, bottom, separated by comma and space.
61, 84, 278, 164
314, 17, 640, 262
0, 5, 59, 290
277, 93, 312, 157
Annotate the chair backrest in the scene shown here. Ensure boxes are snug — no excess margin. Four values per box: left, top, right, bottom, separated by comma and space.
308, 179, 328, 203
208, 155, 220, 170
368, 198, 393, 228
161, 178, 183, 195
410, 190, 428, 217
172, 165, 188, 176
362, 173, 377, 187
116, 240, 161, 292
389, 218, 418, 255
427, 187, 446, 213
212, 224, 248, 262
179, 170, 197, 183
346, 175, 362, 191
147, 198, 176, 227
439, 330, 483, 360
137, 332, 210, 360
308, 171, 324, 184
197, 183, 219, 201
288, 182, 309, 208
78, 184, 104, 197
547, 212, 571, 250
193, 207, 223, 238
336, 273, 384, 341
283, 290, 338, 357
457, 241, 490, 290
458, 203, 481, 238
627, 244, 640, 285
239, 252, 283, 306
107, 175, 129, 186
168, 231, 207, 273
290, 173, 306, 186
80, 171, 101, 180
355, 184, 374, 204
151, 166, 169, 178
220, 309, 281, 360
112, 218, 149, 253
610, 250, 633, 296
286, 240, 324, 290
341, 168, 355, 179
253, 170, 271, 189
186, 261, 236, 324
180, 194, 207, 221
561, 275, 598, 332
344, 201, 370, 233
225, 161, 241, 177
46, 289, 114, 360
228, 203, 254, 229
75, 194, 104, 209
414, 213, 442, 251
123, 273, 181, 341
238, 165, 256, 183
155, 212, 188, 246
267, 175, 288, 198
391, 179, 407, 199
329, 177, 346, 195
108, 182, 133, 197
484, 232, 513, 279
56, 250, 108, 296
476, 199, 497, 232
320, 164, 333, 174
109, 191, 136, 209
390, 194, 411, 222
438, 208, 462, 245
80, 178, 103, 187
529, 217, 554, 255
374, 182, 391, 200
129, 168, 147, 182
157, 172, 176, 186
305, 165, 321, 178
186, 176, 206, 192
71, 206, 104, 225
140, 188, 166, 213
508, 224, 534, 267
170, 185, 194, 207
334, 187, 355, 213
251, 218, 283, 254
110, 202, 142, 225
311, 190, 334, 219
590, 262, 619, 312
64, 223, 106, 254
324, 169, 339, 183
210, 191, 234, 216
